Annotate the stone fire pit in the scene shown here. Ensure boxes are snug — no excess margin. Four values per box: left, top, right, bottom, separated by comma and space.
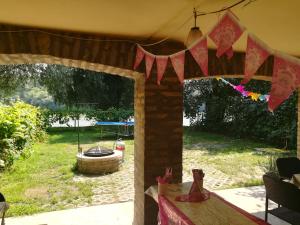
77, 146, 122, 174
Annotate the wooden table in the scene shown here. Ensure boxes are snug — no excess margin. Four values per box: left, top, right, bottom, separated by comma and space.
146, 182, 269, 225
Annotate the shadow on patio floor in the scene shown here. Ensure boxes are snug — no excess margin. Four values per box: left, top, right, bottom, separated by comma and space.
6, 186, 289, 225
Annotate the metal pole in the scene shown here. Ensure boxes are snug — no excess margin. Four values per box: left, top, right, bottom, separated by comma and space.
77, 107, 80, 152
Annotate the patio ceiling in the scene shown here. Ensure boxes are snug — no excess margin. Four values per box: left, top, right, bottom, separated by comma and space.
0, 0, 299, 56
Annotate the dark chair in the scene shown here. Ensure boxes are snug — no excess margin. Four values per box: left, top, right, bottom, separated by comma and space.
263, 173, 300, 224
276, 157, 300, 180
0, 193, 4, 202
0, 192, 7, 225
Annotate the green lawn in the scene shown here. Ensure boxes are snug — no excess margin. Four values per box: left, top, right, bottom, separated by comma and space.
0, 127, 134, 217
183, 129, 296, 188
0, 127, 296, 217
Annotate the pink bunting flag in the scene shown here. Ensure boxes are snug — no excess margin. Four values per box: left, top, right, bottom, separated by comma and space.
242, 34, 272, 84
145, 52, 155, 79
188, 36, 208, 76
208, 10, 245, 59
156, 56, 168, 85
170, 50, 185, 84
133, 45, 145, 70
268, 53, 300, 111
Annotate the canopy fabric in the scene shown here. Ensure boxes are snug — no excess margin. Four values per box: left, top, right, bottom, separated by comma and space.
0, 0, 299, 56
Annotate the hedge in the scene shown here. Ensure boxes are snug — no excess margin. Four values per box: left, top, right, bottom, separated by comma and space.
43, 107, 134, 127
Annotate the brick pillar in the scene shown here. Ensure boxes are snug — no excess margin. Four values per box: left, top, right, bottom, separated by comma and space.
134, 68, 183, 225
297, 88, 300, 159
134, 76, 145, 225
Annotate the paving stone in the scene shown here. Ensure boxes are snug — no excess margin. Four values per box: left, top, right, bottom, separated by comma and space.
74, 148, 264, 206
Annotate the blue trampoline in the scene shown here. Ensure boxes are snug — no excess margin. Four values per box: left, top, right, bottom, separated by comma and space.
95, 121, 134, 126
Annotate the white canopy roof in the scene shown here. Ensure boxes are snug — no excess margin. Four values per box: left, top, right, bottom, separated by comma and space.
0, 0, 299, 55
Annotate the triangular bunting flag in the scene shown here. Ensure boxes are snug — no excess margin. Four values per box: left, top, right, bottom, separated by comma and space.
225, 47, 234, 59
170, 50, 185, 84
145, 52, 155, 79
133, 45, 145, 70
208, 10, 245, 59
188, 36, 208, 76
156, 56, 168, 85
242, 34, 272, 84
268, 53, 300, 111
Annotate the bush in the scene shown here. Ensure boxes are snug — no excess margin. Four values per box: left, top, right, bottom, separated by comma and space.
0, 102, 46, 169
43, 107, 133, 127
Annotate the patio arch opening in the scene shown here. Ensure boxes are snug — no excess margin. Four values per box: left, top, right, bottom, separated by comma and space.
0, 24, 298, 225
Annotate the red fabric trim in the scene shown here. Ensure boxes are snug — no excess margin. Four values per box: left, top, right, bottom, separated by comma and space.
159, 195, 195, 225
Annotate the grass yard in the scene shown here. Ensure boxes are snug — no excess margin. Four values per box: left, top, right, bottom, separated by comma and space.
0, 127, 134, 217
0, 127, 296, 217
183, 129, 296, 188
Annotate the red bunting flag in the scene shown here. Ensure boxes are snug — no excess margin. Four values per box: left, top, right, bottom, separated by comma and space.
188, 36, 208, 76
156, 56, 168, 85
170, 50, 185, 84
268, 53, 300, 111
242, 34, 272, 84
208, 10, 245, 59
133, 45, 145, 70
145, 52, 155, 79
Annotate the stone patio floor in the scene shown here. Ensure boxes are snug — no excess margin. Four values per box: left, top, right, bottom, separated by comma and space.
72, 150, 257, 207
6, 186, 289, 225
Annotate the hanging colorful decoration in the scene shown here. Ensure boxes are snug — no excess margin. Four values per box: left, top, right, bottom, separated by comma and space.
208, 10, 245, 59
132, 9, 300, 111
145, 52, 155, 79
156, 56, 169, 85
188, 36, 208, 76
170, 51, 186, 84
268, 53, 300, 111
242, 34, 272, 84
216, 77, 270, 102
133, 45, 145, 70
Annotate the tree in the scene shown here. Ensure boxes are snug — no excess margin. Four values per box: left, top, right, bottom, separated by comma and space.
0, 64, 43, 98
0, 64, 134, 110
39, 65, 134, 109
184, 79, 237, 128
184, 78, 297, 149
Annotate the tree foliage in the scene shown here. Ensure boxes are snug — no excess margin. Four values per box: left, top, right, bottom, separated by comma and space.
184, 79, 297, 149
0, 64, 42, 98
40, 65, 134, 109
0, 64, 134, 110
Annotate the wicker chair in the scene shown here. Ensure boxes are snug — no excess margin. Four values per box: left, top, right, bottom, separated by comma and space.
263, 173, 300, 224
276, 157, 300, 180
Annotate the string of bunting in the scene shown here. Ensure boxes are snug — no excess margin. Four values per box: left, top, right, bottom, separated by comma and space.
133, 10, 300, 112
216, 77, 270, 102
